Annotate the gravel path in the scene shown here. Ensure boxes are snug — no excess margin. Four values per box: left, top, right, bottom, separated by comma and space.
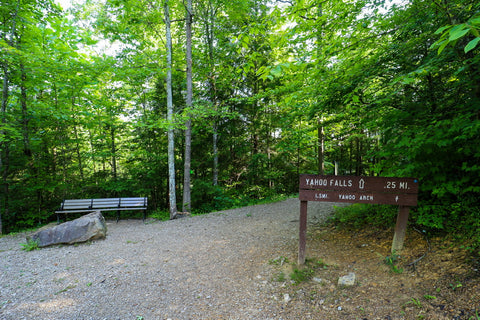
0, 198, 340, 320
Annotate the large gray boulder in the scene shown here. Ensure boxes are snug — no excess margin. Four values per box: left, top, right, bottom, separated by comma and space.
28, 211, 107, 247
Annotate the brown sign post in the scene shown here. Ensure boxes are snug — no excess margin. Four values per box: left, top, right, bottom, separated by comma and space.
298, 175, 419, 265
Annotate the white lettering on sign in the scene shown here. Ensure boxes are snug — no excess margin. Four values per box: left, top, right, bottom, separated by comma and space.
305, 178, 328, 186
315, 193, 328, 200
386, 181, 410, 190
330, 179, 353, 187
386, 181, 396, 189
359, 195, 374, 201
339, 194, 356, 200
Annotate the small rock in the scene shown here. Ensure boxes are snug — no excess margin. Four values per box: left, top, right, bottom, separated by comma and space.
313, 277, 323, 283
338, 306, 342, 311
283, 294, 291, 303
173, 212, 190, 219
338, 272, 356, 287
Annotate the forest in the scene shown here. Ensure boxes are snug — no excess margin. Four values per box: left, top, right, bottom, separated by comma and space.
1, 0, 479, 248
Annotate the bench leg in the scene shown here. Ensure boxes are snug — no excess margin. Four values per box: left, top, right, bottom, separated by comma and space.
116, 210, 120, 223
143, 210, 146, 223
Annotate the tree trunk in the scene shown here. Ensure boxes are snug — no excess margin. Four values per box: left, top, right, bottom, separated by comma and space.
213, 123, 219, 186
318, 118, 325, 175
72, 97, 85, 180
110, 125, 117, 182
0, 64, 8, 235
182, 0, 193, 213
20, 63, 31, 157
88, 129, 97, 181
316, 4, 325, 176
0, 65, 8, 233
203, 0, 219, 186
164, 0, 177, 219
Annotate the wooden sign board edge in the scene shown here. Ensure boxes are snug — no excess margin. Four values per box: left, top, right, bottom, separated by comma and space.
297, 175, 419, 265
299, 174, 419, 194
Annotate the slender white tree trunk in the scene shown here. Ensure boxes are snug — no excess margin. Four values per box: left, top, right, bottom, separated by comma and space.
317, 4, 325, 175
164, 0, 177, 219
182, 0, 193, 213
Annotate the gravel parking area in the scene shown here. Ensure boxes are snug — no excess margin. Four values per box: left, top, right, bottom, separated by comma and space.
0, 198, 338, 320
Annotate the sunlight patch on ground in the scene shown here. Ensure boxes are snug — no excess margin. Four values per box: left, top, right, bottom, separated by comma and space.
20, 298, 77, 314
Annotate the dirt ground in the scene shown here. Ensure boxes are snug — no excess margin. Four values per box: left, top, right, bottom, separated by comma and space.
271, 222, 480, 320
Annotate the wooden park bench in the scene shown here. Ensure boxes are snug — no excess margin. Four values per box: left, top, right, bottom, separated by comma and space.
55, 197, 148, 223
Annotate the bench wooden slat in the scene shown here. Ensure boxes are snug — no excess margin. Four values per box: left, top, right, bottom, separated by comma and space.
56, 207, 147, 213
118, 199, 146, 205
56, 197, 148, 223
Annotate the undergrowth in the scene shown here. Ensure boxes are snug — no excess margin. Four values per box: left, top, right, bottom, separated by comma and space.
384, 252, 404, 274
330, 203, 480, 258
290, 258, 328, 285
21, 239, 39, 251
329, 203, 397, 229
149, 193, 295, 221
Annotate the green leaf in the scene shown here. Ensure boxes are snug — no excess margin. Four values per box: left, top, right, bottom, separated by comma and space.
434, 25, 451, 35
402, 76, 416, 85
437, 39, 449, 55
448, 24, 470, 41
464, 37, 480, 53
271, 65, 283, 77
470, 16, 480, 25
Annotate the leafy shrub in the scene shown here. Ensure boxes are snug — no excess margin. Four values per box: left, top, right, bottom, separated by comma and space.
191, 179, 238, 213
149, 209, 170, 221
414, 197, 480, 256
21, 239, 39, 251
330, 199, 480, 257
384, 252, 403, 273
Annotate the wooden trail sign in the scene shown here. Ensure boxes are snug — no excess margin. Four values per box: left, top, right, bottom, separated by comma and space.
298, 174, 419, 264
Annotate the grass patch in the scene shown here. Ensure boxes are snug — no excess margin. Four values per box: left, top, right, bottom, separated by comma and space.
384, 252, 404, 274
149, 210, 170, 221
20, 239, 39, 251
269, 256, 289, 266
273, 271, 286, 282
289, 258, 328, 285
290, 267, 314, 284
54, 285, 76, 295
405, 297, 422, 308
